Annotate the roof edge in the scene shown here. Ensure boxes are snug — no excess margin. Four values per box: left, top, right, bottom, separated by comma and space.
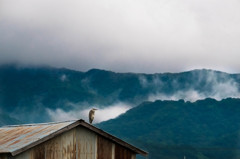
1, 120, 78, 128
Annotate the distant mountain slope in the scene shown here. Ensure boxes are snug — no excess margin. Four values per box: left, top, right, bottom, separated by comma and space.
0, 64, 240, 122
0, 113, 21, 126
98, 98, 240, 159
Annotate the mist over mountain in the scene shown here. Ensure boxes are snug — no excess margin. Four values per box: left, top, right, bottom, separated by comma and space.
1, 64, 240, 158
98, 98, 240, 159
0, 64, 240, 123
0, 113, 21, 126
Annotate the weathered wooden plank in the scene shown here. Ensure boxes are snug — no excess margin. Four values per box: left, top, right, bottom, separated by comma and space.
0, 154, 9, 159
45, 135, 62, 159
112, 144, 115, 159
131, 154, 136, 159
31, 144, 45, 159
15, 150, 30, 159
76, 127, 96, 159
97, 136, 112, 159
62, 129, 76, 159
115, 144, 133, 159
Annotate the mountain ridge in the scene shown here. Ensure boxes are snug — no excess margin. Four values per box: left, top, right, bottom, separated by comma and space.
0, 113, 21, 126
98, 98, 240, 159
0, 64, 240, 123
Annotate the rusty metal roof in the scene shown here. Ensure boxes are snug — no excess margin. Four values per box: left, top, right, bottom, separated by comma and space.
0, 119, 148, 156
0, 120, 77, 155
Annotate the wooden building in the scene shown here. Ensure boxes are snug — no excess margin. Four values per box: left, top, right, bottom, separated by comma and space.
0, 119, 147, 159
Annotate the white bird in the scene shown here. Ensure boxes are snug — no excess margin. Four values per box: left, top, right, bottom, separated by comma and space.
89, 108, 97, 124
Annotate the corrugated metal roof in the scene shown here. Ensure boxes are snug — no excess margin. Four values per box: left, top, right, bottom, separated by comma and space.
0, 120, 76, 155
0, 119, 148, 157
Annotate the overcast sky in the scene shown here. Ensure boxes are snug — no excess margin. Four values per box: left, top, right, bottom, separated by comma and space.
1, 0, 240, 73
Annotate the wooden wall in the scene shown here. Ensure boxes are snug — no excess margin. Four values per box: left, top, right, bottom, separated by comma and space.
0, 154, 8, 159
97, 136, 112, 159
115, 144, 135, 159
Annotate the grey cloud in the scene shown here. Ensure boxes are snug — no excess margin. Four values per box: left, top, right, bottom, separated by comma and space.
142, 70, 240, 102
1, 0, 240, 73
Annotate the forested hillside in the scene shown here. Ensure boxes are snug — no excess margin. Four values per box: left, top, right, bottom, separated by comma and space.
98, 98, 240, 159
1, 64, 240, 123
0, 113, 21, 126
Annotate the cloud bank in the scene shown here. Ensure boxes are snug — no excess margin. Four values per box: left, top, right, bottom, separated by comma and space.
47, 103, 131, 123
1, 0, 240, 73
140, 70, 240, 102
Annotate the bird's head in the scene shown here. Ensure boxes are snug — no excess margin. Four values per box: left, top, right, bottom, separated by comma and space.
92, 108, 98, 111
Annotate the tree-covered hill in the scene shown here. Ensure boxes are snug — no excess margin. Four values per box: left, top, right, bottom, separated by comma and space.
0, 64, 240, 122
98, 98, 240, 159
0, 113, 21, 126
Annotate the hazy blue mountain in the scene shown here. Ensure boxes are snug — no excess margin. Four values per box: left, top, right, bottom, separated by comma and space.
0, 113, 21, 126
98, 98, 240, 159
0, 64, 240, 122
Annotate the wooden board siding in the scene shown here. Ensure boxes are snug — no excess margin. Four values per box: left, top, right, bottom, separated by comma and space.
97, 136, 112, 159
62, 129, 76, 159
0, 154, 9, 159
14, 128, 77, 159
76, 127, 96, 159
45, 136, 61, 159
115, 144, 134, 159
15, 151, 30, 159
13, 127, 97, 159
31, 144, 45, 159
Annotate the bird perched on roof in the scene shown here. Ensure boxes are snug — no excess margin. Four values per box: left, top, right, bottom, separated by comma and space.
89, 108, 97, 124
